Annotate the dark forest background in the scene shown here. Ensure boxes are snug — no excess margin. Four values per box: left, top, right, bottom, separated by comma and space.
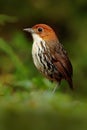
0, 0, 87, 129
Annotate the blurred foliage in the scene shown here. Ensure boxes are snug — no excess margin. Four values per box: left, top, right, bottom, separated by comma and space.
0, 0, 87, 129
0, 14, 17, 25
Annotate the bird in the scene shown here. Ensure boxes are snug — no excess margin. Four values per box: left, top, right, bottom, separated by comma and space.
24, 24, 73, 91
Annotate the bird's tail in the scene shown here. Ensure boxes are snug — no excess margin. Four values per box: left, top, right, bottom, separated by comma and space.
67, 78, 73, 90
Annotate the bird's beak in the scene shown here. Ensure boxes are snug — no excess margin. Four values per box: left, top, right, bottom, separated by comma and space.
23, 28, 34, 33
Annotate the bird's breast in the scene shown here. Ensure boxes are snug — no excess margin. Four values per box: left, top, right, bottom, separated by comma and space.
32, 39, 46, 72
31, 33, 58, 79
32, 40, 58, 77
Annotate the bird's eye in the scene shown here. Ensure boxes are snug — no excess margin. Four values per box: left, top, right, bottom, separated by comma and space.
37, 27, 43, 32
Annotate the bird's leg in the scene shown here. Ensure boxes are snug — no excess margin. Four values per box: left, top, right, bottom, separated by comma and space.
52, 82, 60, 93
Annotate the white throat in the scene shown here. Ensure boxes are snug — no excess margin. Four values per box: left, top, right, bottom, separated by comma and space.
32, 33, 42, 43
31, 33, 46, 71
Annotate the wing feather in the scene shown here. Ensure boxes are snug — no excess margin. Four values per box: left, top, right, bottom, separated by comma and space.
52, 43, 73, 89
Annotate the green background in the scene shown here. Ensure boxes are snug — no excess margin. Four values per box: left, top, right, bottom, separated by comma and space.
0, 0, 87, 129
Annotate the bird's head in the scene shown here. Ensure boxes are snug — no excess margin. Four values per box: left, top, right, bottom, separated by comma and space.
24, 24, 59, 43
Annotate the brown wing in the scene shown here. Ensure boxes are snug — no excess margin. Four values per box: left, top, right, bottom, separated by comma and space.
52, 43, 73, 89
